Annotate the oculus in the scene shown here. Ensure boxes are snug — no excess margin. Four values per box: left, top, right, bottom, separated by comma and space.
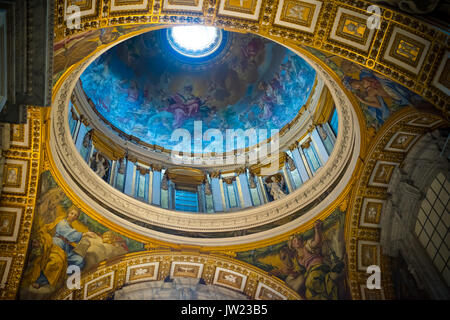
167, 26, 223, 58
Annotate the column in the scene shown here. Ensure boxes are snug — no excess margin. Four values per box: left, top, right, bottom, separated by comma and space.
152, 165, 161, 206
237, 171, 253, 208
291, 147, 309, 183
72, 118, 81, 142
282, 166, 294, 193
257, 175, 269, 203
123, 160, 135, 196
197, 184, 205, 213
323, 122, 337, 143
74, 124, 88, 153
318, 124, 335, 155
311, 127, 329, 164
109, 160, 116, 185
161, 169, 169, 209
210, 171, 224, 212
247, 171, 261, 206
204, 175, 215, 213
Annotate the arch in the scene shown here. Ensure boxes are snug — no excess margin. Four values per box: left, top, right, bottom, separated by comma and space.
345, 106, 448, 299
51, 251, 302, 300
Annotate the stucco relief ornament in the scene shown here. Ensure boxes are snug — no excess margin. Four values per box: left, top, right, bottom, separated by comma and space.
118, 157, 126, 175
161, 171, 169, 191
204, 178, 212, 196
318, 125, 328, 140
266, 176, 287, 200
90, 151, 110, 179
286, 154, 297, 171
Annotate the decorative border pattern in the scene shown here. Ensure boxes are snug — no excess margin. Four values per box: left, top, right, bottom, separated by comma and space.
0, 207, 23, 242
213, 266, 247, 292
126, 261, 160, 283
432, 50, 450, 96
359, 198, 384, 228
273, 0, 323, 34
381, 26, 431, 75
255, 281, 287, 300
53, 251, 301, 300
170, 261, 204, 278
329, 7, 376, 52
0, 108, 43, 299
218, 0, 264, 21
84, 271, 115, 299
384, 131, 420, 153
162, 0, 204, 13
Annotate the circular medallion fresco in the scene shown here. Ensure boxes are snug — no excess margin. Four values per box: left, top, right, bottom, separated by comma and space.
79, 27, 316, 152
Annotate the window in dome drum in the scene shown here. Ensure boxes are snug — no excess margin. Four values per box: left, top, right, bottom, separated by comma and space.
175, 189, 199, 212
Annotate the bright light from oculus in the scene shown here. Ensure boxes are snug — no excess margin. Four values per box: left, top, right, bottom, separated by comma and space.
167, 26, 222, 58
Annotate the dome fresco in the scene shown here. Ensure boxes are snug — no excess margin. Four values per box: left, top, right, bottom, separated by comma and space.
79, 28, 316, 152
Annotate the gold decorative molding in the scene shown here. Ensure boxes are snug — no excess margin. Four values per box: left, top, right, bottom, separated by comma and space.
91, 129, 127, 160
166, 166, 205, 186
0, 107, 43, 300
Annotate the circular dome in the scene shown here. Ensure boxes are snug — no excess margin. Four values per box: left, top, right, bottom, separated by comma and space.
79, 28, 316, 154
167, 26, 223, 58
56, 27, 360, 246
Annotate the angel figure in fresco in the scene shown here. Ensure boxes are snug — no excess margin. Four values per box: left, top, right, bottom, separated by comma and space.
116, 79, 140, 103
258, 81, 277, 120
343, 69, 416, 124
162, 85, 209, 128
238, 36, 266, 74
287, 220, 345, 300
266, 176, 287, 201
240, 37, 265, 61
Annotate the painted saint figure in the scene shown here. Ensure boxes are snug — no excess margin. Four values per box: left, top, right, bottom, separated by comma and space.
163, 85, 207, 128
31, 206, 96, 289
288, 220, 345, 300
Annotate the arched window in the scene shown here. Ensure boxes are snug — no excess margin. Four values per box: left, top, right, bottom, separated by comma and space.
414, 172, 450, 286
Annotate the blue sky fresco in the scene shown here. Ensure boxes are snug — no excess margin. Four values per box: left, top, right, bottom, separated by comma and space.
80, 29, 316, 152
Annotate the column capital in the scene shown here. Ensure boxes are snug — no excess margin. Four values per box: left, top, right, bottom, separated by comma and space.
209, 170, 221, 178
151, 163, 163, 172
